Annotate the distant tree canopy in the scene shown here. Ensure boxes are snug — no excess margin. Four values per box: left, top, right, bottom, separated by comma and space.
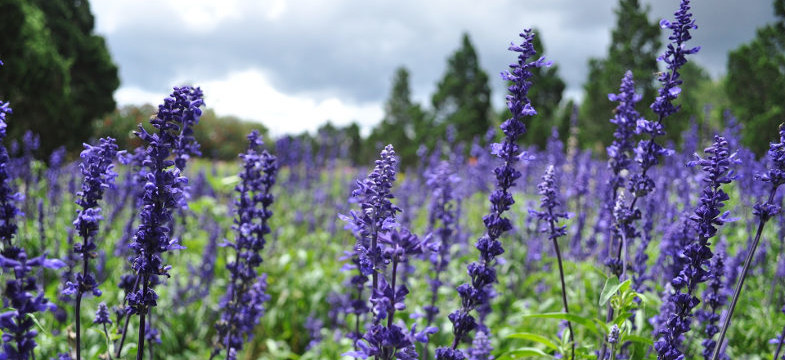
580, 0, 661, 150
0, 0, 119, 155
431, 33, 492, 148
367, 67, 427, 167
726, 0, 785, 155
95, 105, 269, 160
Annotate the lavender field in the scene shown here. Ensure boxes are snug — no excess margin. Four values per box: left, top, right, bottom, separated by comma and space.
1, 0, 785, 359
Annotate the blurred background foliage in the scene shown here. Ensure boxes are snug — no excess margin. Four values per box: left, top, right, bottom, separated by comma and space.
0, 0, 782, 164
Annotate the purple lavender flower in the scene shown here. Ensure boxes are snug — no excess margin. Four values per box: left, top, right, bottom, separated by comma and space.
61, 137, 119, 359
346, 228, 435, 360
342, 144, 400, 284
15, 130, 39, 214
600, 3, 699, 357
424, 161, 459, 326
773, 305, 785, 360
655, 135, 735, 360
713, 123, 785, 360
46, 146, 67, 214
93, 302, 112, 326
697, 253, 728, 360
305, 315, 324, 351
0, 114, 20, 242
469, 331, 493, 360
0, 251, 65, 359
651, 2, 700, 121
608, 325, 620, 345
0, 63, 65, 359
631, 198, 654, 293
630, 0, 699, 200
125, 86, 204, 358
531, 166, 569, 240
530, 165, 574, 358
63, 139, 119, 299
213, 130, 277, 359
166, 87, 204, 171
436, 29, 548, 360
606, 70, 642, 205
339, 144, 401, 352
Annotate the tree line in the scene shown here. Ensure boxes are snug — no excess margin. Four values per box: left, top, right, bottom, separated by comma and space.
0, 0, 782, 164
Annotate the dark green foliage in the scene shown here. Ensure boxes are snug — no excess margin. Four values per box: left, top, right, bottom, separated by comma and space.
726, 0, 785, 155
498, 30, 566, 150
0, 0, 119, 155
94, 105, 269, 159
672, 61, 713, 147
431, 33, 492, 148
343, 122, 363, 166
367, 67, 427, 168
579, 0, 661, 149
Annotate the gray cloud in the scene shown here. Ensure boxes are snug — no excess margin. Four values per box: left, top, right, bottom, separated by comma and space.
96, 0, 777, 126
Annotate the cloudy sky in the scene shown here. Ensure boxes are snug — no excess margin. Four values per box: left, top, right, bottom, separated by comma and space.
91, 0, 776, 136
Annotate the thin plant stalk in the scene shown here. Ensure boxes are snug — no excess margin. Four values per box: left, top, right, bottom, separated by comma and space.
387, 259, 399, 329
75, 291, 83, 360
75, 222, 93, 360
610, 343, 617, 360
137, 274, 150, 360
711, 188, 777, 360
116, 274, 141, 358
552, 235, 574, 360
774, 323, 785, 360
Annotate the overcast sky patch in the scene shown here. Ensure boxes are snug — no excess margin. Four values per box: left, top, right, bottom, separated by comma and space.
92, 0, 777, 136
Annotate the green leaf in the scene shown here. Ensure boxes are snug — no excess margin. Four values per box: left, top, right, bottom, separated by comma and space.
507, 332, 559, 350
221, 175, 240, 186
25, 313, 46, 333
498, 347, 554, 359
621, 334, 654, 346
599, 277, 619, 306
522, 312, 600, 335
636, 292, 650, 305
618, 279, 631, 293
600, 278, 631, 306
613, 311, 634, 326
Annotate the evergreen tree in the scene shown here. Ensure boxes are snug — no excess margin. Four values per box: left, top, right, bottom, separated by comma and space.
431, 33, 491, 148
0, 0, 119, 154
498, 29, 566, 149
579, 0, 661, 149
726, 0, 785, 155
673, 61, 712, 147
368, 66, 426, 168
342, 122, 363, 166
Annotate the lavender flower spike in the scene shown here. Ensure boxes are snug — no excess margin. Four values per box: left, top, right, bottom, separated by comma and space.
712, 123, 785, 360
341, 144, 400, 301
126, 86, 204, 360
62, 137, 120, 360
0, 59, 66, 360
530, 165, 574, 359
774, 305, 785, 360
605, 71, 642, 250
424, 161, 459, 327
697, 253, 728, 360
212, 130, 277, 359
339, 145, 400, 352
346, 228, 435, 360
435, 28, 547, 360
655, 135, 736, 360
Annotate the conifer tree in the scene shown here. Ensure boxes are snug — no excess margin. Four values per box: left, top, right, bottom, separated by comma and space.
579, 0, 660, 149
726, 0, 785, 155
431, 33, 492, 148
